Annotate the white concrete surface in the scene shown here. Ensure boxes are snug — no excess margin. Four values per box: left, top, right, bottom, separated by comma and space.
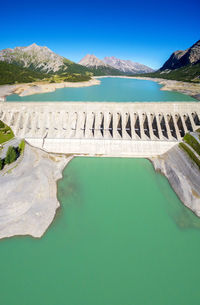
1, 101, 200, 157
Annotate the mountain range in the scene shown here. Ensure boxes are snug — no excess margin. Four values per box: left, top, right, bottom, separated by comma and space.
0, 40, 199, 85
103, 56, 154, 73
0, 44, 153, 85
0, 44, 126, 85
79, 54, 154, 74
79, 54, 123, 76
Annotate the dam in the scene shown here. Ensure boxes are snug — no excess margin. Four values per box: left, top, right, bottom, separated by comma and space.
0, 101, 200, 157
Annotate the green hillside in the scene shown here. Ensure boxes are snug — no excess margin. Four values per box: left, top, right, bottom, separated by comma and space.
60, 61, 93, 74
0, 61, 92, 85
59, 61, 123, 76
0, 61, 49, 85
0, 60, 122, 86
88, 65, 123, 76
136, 63, 200, 83
0, 44, 124, 85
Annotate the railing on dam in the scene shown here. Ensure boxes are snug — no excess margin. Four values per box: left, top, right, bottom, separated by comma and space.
1, 102, 200, 156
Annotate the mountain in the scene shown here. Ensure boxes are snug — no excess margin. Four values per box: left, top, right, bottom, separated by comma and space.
79, 54, 107, 68
138, 40, 200, 82
0, 43, 92, 75
160, 40, 200, 71
0, 43, 96, 84
141, 62, 200, 82
103, 56, 154, 74
79, 54, 154, 75
79, 54, 123, 75
0, 43, 68, 73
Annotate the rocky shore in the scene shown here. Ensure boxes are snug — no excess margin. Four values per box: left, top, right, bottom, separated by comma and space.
95, 76, 200, 100
132, 77, 200, 101
1, 76, 199, 101
0, 143, 73, 239
151, 144, 200, 216
1, 140, 200, 240
0, 78, 100, 99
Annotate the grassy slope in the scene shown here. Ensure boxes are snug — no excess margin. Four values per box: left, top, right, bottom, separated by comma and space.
183, 133, 200, 156
61, 61, 123, 76
0, 61, 92, 85
0, 61, 49, 85
179, 143, 200, 169
49, 73, 91, 83
87, 66, 123, 76
134, 63, 200, 83
0, 59, 123, 86
179, 131, 200, 169
0, 120, 14, 144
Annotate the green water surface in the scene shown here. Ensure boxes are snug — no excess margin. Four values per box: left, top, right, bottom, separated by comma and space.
7, 77, 197, 102
1, 157, 200, 305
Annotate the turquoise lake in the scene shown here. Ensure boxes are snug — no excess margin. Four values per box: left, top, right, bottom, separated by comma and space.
7, 77, 197, 102
1, 78, 200, 305
1, 158, 200, 305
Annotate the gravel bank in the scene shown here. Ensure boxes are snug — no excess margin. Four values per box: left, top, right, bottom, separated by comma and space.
0, 143, 73, 239
151, 144, 200, 216
132, 77, 200, 101
0, 78, 100, 99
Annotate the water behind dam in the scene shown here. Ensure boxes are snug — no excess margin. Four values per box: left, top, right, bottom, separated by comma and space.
7, 77, 197, 102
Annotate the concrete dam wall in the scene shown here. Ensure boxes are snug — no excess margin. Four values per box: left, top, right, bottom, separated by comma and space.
1, 102, 200, 157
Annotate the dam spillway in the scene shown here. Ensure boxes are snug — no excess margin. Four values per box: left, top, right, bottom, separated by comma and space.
0, 102, 200, 157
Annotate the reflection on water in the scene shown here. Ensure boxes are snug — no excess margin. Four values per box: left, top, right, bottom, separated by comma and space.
57, 166, 82, 206
58, 179, 76, 199
174, 207, 200, 230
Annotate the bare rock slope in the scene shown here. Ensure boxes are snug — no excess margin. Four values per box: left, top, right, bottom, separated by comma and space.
151, 144, 200, 216
160, 40, 200, 71
79, 54, 123, 75
0, 43, 69, 73
0, 143, 72, 239
104, 56, 154, 74
79, 54, 108, 68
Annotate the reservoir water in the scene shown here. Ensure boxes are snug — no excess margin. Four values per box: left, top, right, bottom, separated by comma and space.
7, 77, 197, 102
2, 78, 200, 304
1, 158, 200, 305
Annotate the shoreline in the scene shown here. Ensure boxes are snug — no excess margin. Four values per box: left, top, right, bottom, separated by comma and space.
1, 145, 200, 240
131, 76, 200, 101
0, 78, 100, 99
150, 144, 200, 217
0, 142, 73, 240
0, 76, 199, 101
94, 75, 200, 101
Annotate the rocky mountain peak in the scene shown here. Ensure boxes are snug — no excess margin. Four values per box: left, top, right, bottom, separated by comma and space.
29, 43, 39, 48
0, 43, 66, 73
103, 56, 154, 74
160, 39, 200, 71
187, 40, 200, 64
79, 54, 108, 67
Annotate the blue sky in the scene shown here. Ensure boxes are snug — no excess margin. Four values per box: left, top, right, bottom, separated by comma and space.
1, 0, 199, 69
